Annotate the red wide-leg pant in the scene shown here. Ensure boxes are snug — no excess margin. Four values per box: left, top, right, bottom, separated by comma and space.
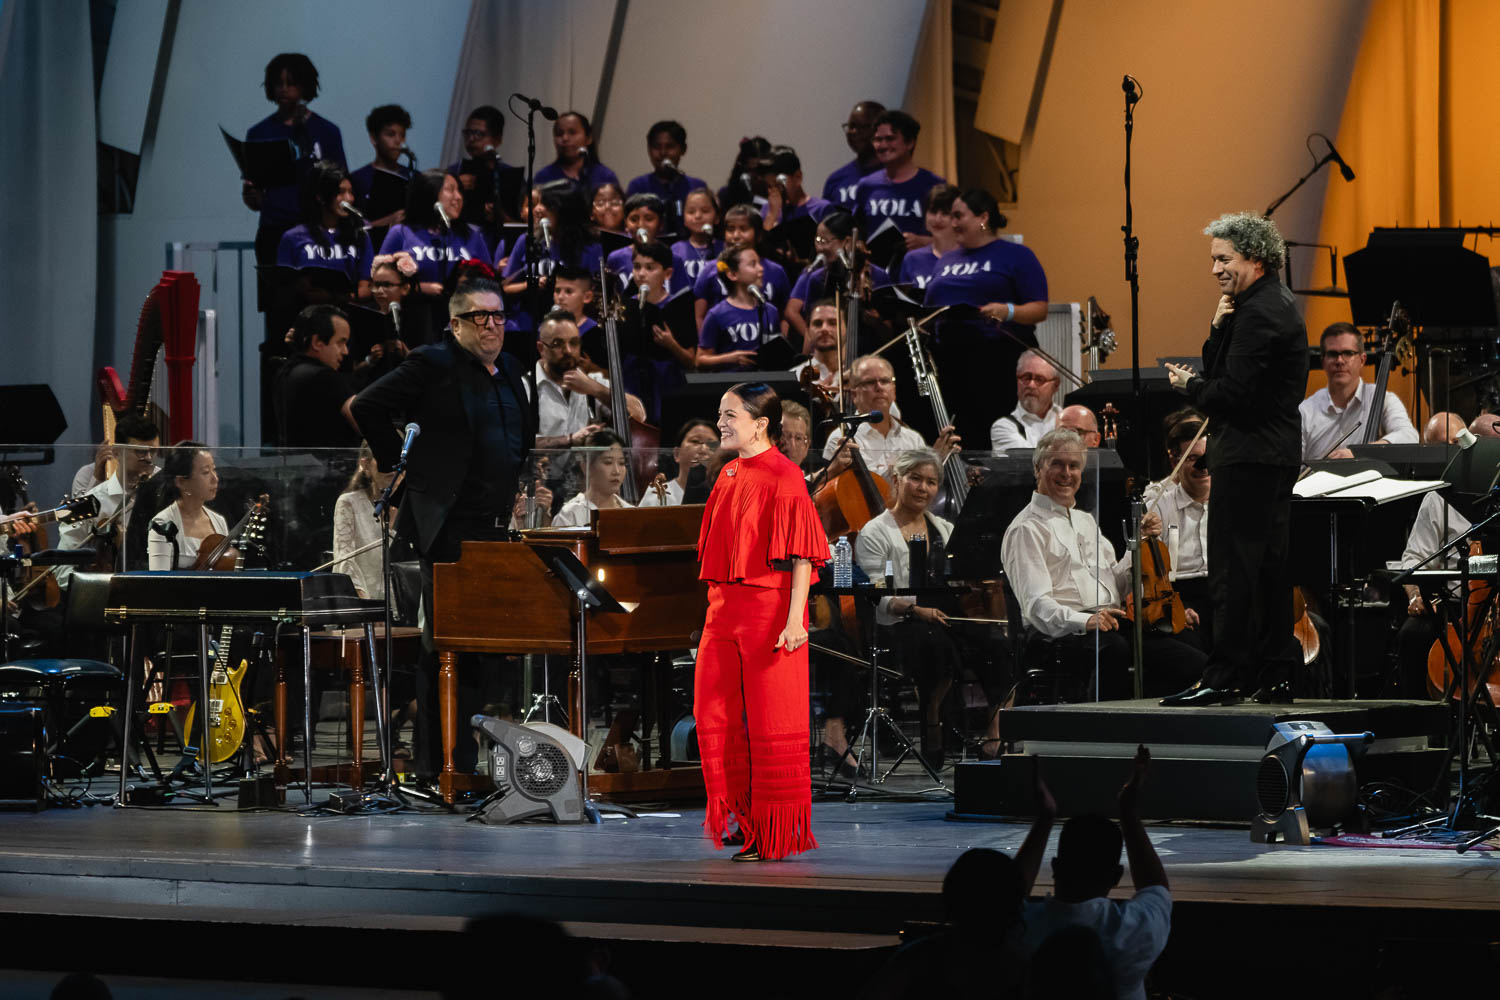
694, 582, 817, 859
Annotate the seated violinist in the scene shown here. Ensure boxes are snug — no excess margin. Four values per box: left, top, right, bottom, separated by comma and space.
638, 418, 720, 506
1140, 410, 1212, 651
146, 442, 229, 571
821, 355, 958, 481
789, 299, 846, 406
1001, 429, 1205, 700
855, 448, 1004, 766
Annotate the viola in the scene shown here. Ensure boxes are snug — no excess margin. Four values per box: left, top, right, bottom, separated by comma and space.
1426, 541, 1500, 703
1127, 536, 1188, 635
193, 494, 270, 572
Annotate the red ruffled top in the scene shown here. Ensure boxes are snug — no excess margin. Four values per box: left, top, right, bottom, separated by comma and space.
698, 447, 830, 587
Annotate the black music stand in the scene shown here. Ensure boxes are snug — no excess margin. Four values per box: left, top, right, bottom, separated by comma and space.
529, 544, 635, 821
1344, 229, 1496, 329
0, 384, 68, 468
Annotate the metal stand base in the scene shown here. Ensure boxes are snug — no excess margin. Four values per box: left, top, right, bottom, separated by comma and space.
839, 706, 948, 801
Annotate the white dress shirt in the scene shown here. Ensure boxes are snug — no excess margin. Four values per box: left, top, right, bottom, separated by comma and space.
1001, 492, 1132, 637
1402, 490, 1471, 597
990, 401, 1061, 455
1141, 478, 1208, 581
146, 501, 228, 570
822, 420, 927, 479
551, 492, 634, 527
635, 479, 685, 507
1022, 886, 1172, 1000
1300, 381, 1418, 462
534, 362, 610, 440
57, 473, 130, 584
853, 508, 954, 625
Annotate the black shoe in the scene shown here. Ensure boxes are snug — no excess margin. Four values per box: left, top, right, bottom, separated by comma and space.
731, 845, 762, 862
1251, 681, 1294, 704
1159, 684, 1241, 707
724, 828, 745, 847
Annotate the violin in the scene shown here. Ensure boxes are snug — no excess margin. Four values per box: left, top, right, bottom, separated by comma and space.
1426, 541, 1500, 703
193, 494, 270, 571
1122, 477, 1188, 635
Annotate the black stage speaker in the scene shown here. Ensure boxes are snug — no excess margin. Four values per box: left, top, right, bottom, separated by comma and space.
471, 716, 586, 824
0, 705, 45, 808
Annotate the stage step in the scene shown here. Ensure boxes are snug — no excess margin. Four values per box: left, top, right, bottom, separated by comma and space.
951, 698, 1449, 822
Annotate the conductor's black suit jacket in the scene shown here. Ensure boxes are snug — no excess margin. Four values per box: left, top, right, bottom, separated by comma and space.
351, 336, 537, 556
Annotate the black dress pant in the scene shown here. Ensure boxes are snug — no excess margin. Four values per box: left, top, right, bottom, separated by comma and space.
1173, 575, 1214, 654
1201, 463, 1302, 692
1027, 622, 1205, 702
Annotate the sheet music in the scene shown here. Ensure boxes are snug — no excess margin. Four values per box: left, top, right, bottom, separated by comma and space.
1294, 468, 1445, 504
1293, 469, 1380, 498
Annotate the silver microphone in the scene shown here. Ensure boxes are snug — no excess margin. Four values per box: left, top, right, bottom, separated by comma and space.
775, 173, 790, 188
837, 248, 853, 269
635, 227, 649, 243
540, 217, 553, 251
738, 172, 752, 190
339, 200, 368, 225
400, 146, 418, 168
700, 223, 714, 237
434, 202, 451, 231
637, 283, 649, 308
659, 158, 679, 176
748, 284, 767, 305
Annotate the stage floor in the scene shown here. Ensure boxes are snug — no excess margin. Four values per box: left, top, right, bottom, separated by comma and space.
0, 797, 1496, 994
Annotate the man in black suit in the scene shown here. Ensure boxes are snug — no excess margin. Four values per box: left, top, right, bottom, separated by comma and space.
352, 277, 537, 776
1160, 213, 1308, 706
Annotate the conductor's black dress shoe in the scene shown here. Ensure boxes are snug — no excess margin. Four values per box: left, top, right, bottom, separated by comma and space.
1158, 685, 1241, 707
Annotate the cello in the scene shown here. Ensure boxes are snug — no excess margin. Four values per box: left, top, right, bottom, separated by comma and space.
1426, 541, 1500, 704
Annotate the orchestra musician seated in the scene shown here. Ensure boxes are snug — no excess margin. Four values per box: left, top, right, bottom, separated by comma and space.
1470, 412, 1500, 439
273, 304, 362, 449
1140, 411, 1212, 651
855, 448, 1003, 765
638, 418, 719, 507
1395, 411, 1472, 698
546, 429, 636, 527
1001, 429, 1206, 700
531, 308, 643, 451
790, 299, 846, 407
1057, 405, 1101, 448
822, 355, 959, 480
776, 402, 819, 482
57, 413, 159, 581
1300, 321, 1417, 461
990, 349, 1062, 455
146, 442, 228, 571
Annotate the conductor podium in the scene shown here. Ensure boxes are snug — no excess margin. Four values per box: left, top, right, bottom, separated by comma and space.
431, 505, 708, 804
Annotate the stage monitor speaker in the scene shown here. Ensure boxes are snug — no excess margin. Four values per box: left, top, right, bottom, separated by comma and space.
0, 705, 45, 808
471, 715, 586, 824
1250, 721, 1372, 844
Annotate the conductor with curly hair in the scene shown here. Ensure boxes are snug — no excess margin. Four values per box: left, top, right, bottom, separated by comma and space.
1160, 213, 1309, 706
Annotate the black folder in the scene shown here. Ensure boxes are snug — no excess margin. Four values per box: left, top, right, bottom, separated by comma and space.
221, 127, 297, 188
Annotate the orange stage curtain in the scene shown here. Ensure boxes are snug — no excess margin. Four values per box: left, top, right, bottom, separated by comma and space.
1306, 0, 1500, 418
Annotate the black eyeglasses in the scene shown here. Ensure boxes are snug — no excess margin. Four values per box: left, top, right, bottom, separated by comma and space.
1323, 349, 1361, 361
457, 310, 505, 327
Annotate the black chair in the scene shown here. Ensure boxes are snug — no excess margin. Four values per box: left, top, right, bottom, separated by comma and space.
1000, 578, 1064, 705
0, 573, 124, 777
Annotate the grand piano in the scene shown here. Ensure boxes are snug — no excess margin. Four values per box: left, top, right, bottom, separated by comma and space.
431, 504, 708, 804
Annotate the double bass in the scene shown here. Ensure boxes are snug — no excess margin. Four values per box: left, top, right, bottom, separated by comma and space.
596, 259, 659, 499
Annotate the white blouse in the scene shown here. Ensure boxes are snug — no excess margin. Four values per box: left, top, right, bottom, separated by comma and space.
146, 501, 229, 571
854, 508, 955, 626
333, 490, 392, 599
551, 492, 634, 527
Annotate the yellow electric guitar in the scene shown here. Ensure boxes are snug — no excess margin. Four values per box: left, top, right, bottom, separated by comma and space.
183, 494, 269, 763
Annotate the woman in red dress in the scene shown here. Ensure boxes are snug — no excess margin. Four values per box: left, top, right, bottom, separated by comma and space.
696, 382, 830, 861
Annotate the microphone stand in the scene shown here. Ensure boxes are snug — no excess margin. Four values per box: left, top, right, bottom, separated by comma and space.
1263, 153, 1338, 219
511, 94, 545, 333
367, 457, 415, 808
1121, 75, 1147, 478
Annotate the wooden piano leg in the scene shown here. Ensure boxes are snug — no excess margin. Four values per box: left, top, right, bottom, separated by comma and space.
275, 642, 288, 770
439, 650, 457, 804
348, 637, 365, 790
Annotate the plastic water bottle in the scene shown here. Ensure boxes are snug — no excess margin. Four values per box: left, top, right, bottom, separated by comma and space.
833, 536, 853, 588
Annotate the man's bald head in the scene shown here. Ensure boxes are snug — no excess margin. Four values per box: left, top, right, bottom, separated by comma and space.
1423, 412, 1467, 445
1471, 413, 1500, 439
1058, 405, 1100, 448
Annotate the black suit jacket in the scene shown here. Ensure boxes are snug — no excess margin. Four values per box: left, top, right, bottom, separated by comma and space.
351, 337, 536, 555
1187, 273, 1307, 469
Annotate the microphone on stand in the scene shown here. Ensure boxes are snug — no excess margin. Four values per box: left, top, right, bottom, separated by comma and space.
512, 93, 559, 120
635, 227, 649, 244
819, 410, 884, 428
747, 284, 768, 305
539, 217, 553, 252
1325, 139, 1356, 181
1122, 75, 1141, 105
435, 202, 452, 231
699, 224, 715, 238
400, 146, 418, 170
637, 283, 650, 308
398, 422, 421, 465
339, 201, 369, 226
388, 301, 402, 336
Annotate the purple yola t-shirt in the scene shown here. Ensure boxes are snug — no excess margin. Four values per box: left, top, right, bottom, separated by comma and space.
855, 167, 945, 236
693, 257, 789, 315
276, 225, 374, 285
698, 299, 781, 356
377, 223, 491, 285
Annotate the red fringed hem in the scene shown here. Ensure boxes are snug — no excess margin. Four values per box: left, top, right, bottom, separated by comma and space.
703, 793, 752, 849
747, 801, 817, 860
